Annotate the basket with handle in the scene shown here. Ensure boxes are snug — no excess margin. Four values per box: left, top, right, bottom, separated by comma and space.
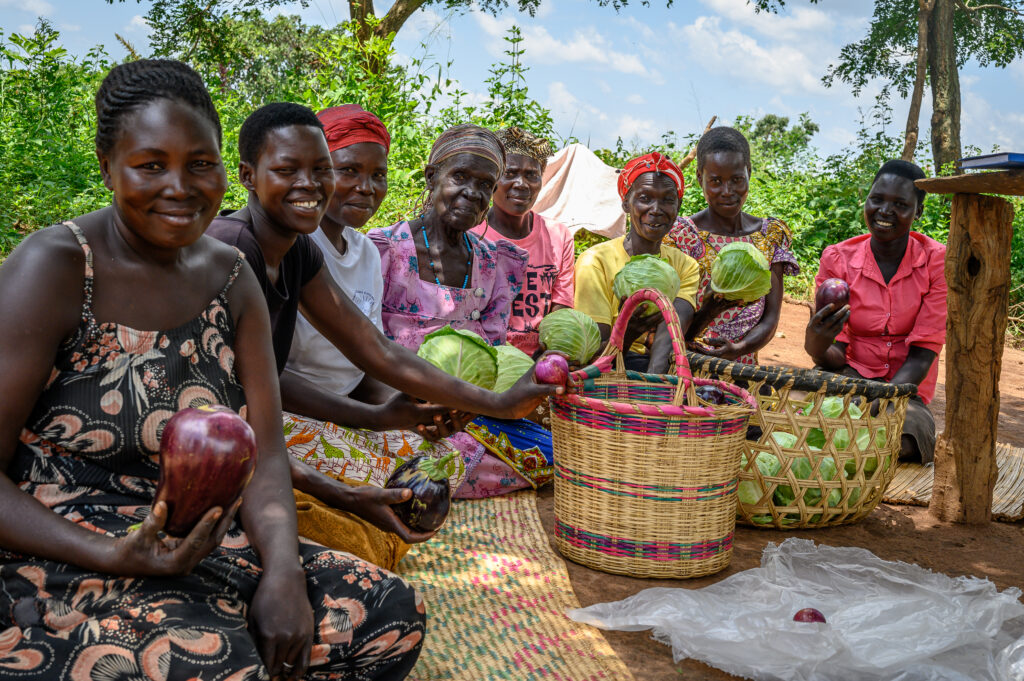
550, 288, 756, 579
685, 353, 916, 529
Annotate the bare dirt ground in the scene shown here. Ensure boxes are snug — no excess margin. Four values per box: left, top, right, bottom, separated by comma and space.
537, 301, 1024, 681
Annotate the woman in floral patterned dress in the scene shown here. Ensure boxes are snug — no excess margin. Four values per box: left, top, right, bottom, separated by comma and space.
667, 126, 799, 365
0, 59, 423, 681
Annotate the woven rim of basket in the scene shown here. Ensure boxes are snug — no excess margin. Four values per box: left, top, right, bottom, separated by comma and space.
556, 368, 758, 418
685, 352, 918, 400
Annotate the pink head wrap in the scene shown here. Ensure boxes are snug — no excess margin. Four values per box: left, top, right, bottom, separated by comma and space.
617, 152, 685, 200
317, 104, 390, 154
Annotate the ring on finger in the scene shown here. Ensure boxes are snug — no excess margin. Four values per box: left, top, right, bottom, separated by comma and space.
281, 662, 294, 671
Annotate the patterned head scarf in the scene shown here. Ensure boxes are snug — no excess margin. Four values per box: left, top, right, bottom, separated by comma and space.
617, 152, 685, 201
317, 104, 390, 154
428, 124, 505, 176
497, 126, 552, 169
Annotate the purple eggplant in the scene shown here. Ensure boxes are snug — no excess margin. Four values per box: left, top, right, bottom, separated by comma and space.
384, 452, 456, 532
695, 384, 727, 405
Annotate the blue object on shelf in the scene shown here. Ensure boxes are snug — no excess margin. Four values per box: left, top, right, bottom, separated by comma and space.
958, 152, 1024, 170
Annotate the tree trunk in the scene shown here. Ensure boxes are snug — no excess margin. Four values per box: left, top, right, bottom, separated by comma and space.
927, 0, 961, 174
929, 193, 1015, 524
349, 0, 376, 41
902, 0, 934, 161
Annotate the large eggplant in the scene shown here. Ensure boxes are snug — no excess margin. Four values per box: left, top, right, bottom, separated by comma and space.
154, 404, 257, 536
384, 452, 456, 533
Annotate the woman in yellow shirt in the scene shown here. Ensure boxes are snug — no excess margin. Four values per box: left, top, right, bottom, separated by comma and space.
575, 152, 700, 373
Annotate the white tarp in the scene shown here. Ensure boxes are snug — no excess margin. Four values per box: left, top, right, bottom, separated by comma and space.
534, 143, 626, 238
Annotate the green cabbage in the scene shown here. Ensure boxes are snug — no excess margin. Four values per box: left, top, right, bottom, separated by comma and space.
710, 242, 772, 303
612, 254, 681, 313
538, 308, 602, 365
416, 326, 498, 390
738, 452, 781, 506
774, 457, 812, 506
492, 344, 534, 393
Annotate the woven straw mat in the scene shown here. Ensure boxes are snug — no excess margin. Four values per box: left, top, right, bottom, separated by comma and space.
399, 491, 635, 681
882, 442, 1024, 521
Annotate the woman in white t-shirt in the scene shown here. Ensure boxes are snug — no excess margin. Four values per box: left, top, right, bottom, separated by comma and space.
280, 105, 481, 567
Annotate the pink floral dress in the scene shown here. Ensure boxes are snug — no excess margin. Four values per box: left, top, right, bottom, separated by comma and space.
368, 221, 528, 348
666, 216, 800, 365
0, 223, 424, 680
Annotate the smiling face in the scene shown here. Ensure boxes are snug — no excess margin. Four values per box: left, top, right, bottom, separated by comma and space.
425, 152, 500, 233
325, 142, 388, 230
493, 153, 543, 217
864, 173, 922, 244
98, 97, 226, 251
623, 172, 681, 244
696, 151, 750, 219
240, 124, 334, 235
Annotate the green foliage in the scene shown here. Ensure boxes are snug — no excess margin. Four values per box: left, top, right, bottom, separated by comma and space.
2, 18, 1022, 323
0, 22, 111, 250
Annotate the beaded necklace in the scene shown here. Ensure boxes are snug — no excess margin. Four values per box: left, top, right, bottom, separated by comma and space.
420, 222, 473, 289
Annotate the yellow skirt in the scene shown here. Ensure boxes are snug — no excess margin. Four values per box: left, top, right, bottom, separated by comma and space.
294, 475, 410, 572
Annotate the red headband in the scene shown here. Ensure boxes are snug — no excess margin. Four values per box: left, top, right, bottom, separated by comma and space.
317, 104, 391, 154
617, 152, 685, 200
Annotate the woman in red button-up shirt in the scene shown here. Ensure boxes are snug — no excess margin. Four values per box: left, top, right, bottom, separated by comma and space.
804, 160, 946, 463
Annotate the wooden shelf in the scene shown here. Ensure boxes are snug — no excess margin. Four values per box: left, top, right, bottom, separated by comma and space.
915, 170, 1024, 196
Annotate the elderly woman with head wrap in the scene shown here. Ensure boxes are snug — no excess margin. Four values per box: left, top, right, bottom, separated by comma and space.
370, 126, 554, 499
369, 124, 528, 348
469, 127, 575, 357
574, 152, 701, 374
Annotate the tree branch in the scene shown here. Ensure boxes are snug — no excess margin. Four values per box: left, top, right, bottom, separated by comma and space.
902, 0, 934, 161
373, 0, 427, 38
679, 115, 717, 170
954, 0, 1024, 15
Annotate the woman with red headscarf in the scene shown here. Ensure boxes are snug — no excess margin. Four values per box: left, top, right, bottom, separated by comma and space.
574, 152, 701, 373
278, 106, 485, 567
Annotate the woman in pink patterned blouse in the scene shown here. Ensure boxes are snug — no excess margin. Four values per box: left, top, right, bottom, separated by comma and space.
666, 126, 799, 365
368, 125, 527, 349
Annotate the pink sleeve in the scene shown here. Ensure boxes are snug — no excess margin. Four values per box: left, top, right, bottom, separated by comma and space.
481, 242, 529, 344
550, 231, 576, 308
907, 245, 947, 353
816, 245, 850, 344
367, 228, 393, 279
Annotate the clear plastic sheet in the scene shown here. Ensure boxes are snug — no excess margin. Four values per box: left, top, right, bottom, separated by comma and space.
567, 538, 1024, 681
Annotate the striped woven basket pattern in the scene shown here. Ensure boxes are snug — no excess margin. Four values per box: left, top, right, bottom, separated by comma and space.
550, 289, 755, 579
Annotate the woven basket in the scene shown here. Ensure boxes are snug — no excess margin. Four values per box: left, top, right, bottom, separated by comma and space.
686, 353, 917, 529
550, 289, 756, 579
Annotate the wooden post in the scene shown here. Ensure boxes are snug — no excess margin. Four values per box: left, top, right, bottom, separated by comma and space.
929, 194, 1014, 523
915, 170, 1022, 524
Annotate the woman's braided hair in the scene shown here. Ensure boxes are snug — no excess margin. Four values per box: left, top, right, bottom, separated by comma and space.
95, 59, 221, 155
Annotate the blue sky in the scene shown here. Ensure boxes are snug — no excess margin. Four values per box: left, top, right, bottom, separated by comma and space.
3, 0, 1023, 158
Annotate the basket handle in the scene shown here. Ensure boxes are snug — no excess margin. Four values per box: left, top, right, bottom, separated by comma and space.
570, 288, 695, 407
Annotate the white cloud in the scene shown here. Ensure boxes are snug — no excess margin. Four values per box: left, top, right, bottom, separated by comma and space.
626, 94, 646, 105
615, 115, 659, 142
698, 0, 832, 41
58, 23, 81, 32
17, 24, 35, 36
535, 0, 555, 20
124, 15, 149, 33
678, 16, 824, 95
0, 0, 53, 16
546, 81, 608, 131
474, 13, 659, 80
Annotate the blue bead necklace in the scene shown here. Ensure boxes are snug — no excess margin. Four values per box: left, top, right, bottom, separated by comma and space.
421, 223, 472, 289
